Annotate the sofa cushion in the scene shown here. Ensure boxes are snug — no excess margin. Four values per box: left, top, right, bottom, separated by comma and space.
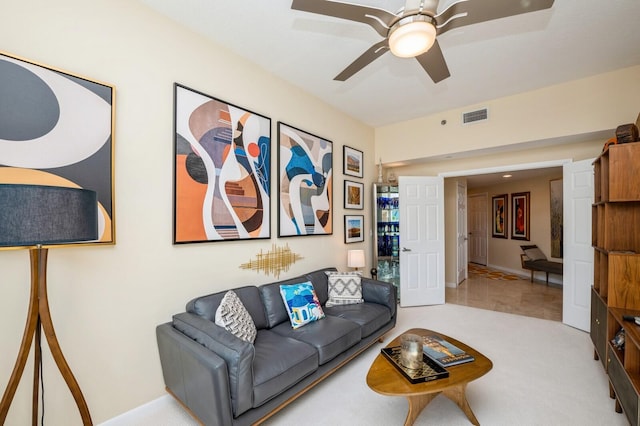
304, 267, 338, 305
214, 290, 257, 343
173, 312, 255, 417
271, 315, 361, 365
325, 272, 364, 307
252, 330, 318, 408
187, 286, 268, 330
323, 303, 391, 338
524, 247, 547, 261
279, 282, 325, 329
362, 278, 397, 319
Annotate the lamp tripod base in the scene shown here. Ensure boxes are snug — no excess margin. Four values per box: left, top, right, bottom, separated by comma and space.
0, 247, 92, 425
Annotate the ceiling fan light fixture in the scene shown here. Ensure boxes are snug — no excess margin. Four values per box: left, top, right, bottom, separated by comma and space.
388, 15, 437, 58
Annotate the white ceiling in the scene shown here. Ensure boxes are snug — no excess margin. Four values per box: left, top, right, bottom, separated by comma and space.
462, 166, 561, 188
139, 0, 640, 128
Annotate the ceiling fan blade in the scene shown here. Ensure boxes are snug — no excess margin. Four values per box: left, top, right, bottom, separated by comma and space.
291, 0, 397, 38
415, 39, 450, 83
334, 39, 389, 81
436, 0, 554, 35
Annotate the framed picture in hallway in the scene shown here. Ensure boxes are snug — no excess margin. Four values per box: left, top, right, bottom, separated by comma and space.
491, 194, 508, 238
511, 192, 530, 241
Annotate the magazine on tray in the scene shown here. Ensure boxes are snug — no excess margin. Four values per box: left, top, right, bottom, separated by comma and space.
422, 335, 475, 367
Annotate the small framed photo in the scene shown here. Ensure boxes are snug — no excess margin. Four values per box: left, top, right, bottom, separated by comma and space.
511, 192, 530, 241
344, 180, 364, 210
344, 215, 364, 244
343, 145, 363, 178
491, 194, 508, 239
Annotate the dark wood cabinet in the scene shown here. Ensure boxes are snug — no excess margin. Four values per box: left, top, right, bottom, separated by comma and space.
591, 141, 640, 425
590, 288, 607, 368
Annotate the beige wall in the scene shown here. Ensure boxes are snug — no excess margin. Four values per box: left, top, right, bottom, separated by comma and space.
387, 140, 603, 285
0, 1, 374, 424
468, 170, 564, 274
375, 65, 640, 164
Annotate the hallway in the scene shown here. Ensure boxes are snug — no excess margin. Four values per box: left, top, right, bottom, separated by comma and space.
445, 264, 562, 322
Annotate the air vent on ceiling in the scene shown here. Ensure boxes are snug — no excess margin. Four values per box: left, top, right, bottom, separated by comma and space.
462, 108, 488, 124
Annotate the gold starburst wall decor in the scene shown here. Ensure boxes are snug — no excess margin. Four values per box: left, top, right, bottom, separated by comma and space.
240, 243, 304, 278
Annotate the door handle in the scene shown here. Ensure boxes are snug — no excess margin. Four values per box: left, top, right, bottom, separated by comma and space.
402, 247, 411, 252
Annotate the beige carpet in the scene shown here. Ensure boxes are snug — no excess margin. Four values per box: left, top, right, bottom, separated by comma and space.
101, 304, 627, 426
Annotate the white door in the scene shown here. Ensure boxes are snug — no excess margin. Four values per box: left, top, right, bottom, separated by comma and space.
563, 159, 594, 331
399, 176, 445, 307
456, 182, 468, 284
468, 194, 488, 265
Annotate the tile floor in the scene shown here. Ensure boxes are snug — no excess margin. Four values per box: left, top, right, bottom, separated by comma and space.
445, 264, 562, 321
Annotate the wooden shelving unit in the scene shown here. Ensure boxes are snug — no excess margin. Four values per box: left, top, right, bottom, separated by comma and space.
590, 141, 640, 425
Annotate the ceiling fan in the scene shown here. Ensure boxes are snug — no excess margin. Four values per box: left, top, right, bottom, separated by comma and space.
291, 0, 555, 83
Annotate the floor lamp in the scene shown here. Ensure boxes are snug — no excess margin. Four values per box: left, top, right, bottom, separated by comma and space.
0, 184, 98, 426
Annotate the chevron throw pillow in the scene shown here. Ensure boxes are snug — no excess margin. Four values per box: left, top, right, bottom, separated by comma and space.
325, 272, 364, 307
214, 290, 257, 343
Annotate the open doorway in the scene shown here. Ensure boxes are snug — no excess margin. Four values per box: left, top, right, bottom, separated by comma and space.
441, 158, 594, 331
442, 160, 566, 319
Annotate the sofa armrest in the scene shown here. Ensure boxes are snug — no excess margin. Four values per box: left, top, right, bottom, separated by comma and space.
172, 312, 255, 417
361, 278, 397, 318
156, 323, 233, 426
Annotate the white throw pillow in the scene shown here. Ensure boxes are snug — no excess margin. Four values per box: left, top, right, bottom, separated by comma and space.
325, 272, 364, 307
214, 290, 257, 343
524, 247, 547, 261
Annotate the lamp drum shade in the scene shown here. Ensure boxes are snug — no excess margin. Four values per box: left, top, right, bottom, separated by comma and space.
347, 249, 366, 269
0, 184, 98, 247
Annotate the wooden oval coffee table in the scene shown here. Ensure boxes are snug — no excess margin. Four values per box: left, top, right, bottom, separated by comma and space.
367, 328, 493, 426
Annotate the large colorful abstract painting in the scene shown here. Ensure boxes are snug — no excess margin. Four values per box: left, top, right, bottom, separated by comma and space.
0, 51, 115, 244
174, 84, 271, 243
278, 122, 332, 237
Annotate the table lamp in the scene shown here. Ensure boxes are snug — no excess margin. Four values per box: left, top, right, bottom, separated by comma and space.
0, 184, 98, 426
347, 249, 365, 272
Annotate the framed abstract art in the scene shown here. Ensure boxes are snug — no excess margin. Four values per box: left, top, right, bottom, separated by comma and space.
549, 179, 563, 258
491, 194, 508, 239
278, 122, 333, 237
173, 83, 271, 243
0, 51, 116, 244
511, 191, 530, 241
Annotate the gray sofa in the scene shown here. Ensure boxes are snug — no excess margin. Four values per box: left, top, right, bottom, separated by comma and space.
156, 267, 397, 425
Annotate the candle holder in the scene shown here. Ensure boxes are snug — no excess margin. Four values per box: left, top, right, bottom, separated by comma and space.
400, 333, 423, 369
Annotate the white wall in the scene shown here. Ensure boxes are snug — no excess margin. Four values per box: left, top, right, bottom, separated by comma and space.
0, 1, 374, 424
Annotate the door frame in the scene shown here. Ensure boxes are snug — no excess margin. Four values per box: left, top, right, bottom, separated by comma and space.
439, 158, 575, 312
456, 181, 468, 285
467, 192, 488, 266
